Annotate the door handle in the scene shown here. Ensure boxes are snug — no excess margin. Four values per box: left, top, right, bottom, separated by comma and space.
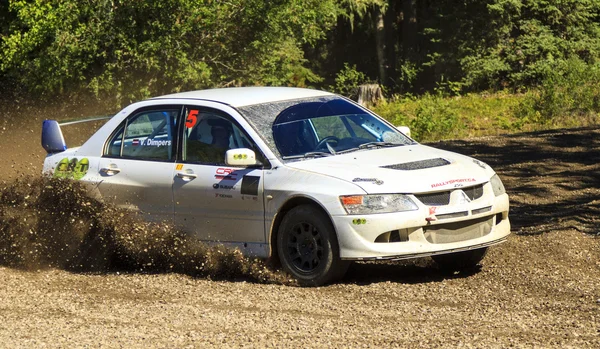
100, 166, 121, 176
176, 171, 198, 181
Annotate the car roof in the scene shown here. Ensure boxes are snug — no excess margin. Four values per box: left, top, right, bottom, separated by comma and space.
153, 87, 334, 108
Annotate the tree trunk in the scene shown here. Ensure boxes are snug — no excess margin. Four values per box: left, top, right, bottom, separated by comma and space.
402, 0, 417, 61
357, 84, 385, 108
384, 1, 399, 89
374, 6, 386, 85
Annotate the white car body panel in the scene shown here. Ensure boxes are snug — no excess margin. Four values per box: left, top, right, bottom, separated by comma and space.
155, 87, 332, 108
93, 158, 175, 221
172, 164, 265, 243
42, 87, 510, 262
285, 145, 492, 194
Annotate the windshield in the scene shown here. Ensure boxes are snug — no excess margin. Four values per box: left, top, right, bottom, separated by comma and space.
238, 96, 413, 160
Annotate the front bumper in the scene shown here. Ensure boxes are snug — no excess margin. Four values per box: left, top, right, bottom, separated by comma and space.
332, 193, 510, 260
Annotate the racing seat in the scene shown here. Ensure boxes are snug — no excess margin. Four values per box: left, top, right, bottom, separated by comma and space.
274, 121, 312, 156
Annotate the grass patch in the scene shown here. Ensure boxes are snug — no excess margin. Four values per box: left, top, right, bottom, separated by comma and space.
373, 90, 600, 142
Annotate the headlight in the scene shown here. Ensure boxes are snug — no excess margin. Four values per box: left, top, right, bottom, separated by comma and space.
340, 194, 418, 214
490, 174, 506, 196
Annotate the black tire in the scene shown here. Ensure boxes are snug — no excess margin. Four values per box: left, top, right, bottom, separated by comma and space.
432, 248, 488, 272
277, 205, 349, 286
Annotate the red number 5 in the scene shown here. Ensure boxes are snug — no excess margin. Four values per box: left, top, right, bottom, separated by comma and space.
186, 109, 199, 128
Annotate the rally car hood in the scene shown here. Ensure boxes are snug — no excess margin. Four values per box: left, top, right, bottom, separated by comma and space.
284, 144, 492, 194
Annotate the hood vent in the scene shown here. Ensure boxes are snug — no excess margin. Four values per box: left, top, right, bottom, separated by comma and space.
382, 158, 451, 171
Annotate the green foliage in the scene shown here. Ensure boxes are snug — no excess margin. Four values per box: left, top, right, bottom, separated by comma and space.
1, 0, 600, 137
416, 0, 600, 92
397, 61, 420, 93
338, 0, 387, 28
515, 57, 600, 124
373, 91, 526, 142
329, 63, 368, 98
409, 94, 462, 142
371, 96, 412, 128
0, 0, 339, 105
372, 93, 463, 142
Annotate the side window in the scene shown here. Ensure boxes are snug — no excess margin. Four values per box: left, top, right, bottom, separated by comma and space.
183, 108, 266, 166
105, 109, 179, 161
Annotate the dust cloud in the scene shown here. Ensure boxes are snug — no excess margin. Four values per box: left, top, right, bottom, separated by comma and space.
0, 175, 290, 284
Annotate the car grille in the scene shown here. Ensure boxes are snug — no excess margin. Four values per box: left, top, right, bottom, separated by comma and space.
436, 211, 469, 219
472, 206, 492, 215
415, 191, 451, 205
423, 215, 493, 244
414, 184, 485, 206
382, 158, 450, 171
463, 184, 484, 201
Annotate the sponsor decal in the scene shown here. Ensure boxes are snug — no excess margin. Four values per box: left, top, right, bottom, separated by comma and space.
215, 193, 233, 199
54, 157, 89, 180
215, 167, 237, 180
431, 178, 476, 188
233, 153, 248, 160
241, 195, 259, 201
473, 159, 486, 169
186, 109, 199, 129
175, 164, 184, 170
352, 177, 384, 185
428, 206, 437, 215
213, 183, 236, 190
352, 218, 367, 225
143, 138, 172, 147
241, 175, 260, 196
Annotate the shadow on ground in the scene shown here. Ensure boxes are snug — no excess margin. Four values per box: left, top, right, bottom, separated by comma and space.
430, 127, 600, 235
342, 260, 481, 285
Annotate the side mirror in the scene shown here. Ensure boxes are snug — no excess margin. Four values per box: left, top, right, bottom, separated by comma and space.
225, 148, 258, 166
41, 120, 67, 153
396, 126, 411, 138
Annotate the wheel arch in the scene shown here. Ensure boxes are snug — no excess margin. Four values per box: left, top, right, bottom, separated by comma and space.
268, 196, 338, 265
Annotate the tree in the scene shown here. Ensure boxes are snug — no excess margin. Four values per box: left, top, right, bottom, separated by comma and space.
0, 0, 339, 104
338, 0, 388, 85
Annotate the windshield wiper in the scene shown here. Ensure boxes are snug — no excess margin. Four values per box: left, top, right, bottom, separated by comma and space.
282, 151, 333, 160
358, 141, 401, 149
337, 141, 404, 155
303, 151, 333, 158
336, 147, 360, 154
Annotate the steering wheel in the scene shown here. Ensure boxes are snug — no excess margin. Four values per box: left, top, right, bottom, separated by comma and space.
315, 136, 340, 150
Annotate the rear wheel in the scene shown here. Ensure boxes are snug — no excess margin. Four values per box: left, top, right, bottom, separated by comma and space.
432, 248, 488, 271
277, 205, 349, 286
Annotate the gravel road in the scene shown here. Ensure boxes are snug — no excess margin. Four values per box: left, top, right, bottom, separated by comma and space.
0, 108, 598, 348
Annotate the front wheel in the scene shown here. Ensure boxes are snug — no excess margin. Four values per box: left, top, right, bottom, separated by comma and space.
432, 248, 488, 272
277, 205, 349, 286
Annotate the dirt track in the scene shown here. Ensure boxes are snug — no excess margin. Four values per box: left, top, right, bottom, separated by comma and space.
0, 109, 599, 348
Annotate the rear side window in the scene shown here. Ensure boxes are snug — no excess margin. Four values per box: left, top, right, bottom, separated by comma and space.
105, 109, 180, 161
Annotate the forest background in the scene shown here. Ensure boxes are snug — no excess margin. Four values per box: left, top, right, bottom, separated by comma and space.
1, 0, 599, 141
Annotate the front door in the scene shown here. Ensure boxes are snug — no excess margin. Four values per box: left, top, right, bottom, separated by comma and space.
172, 107, 267, 249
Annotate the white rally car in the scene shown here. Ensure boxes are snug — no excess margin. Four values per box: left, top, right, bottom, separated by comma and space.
42, 87, 510, 286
